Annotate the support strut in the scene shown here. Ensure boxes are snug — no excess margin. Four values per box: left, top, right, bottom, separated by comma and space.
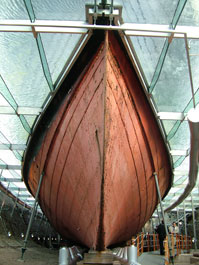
191, 194, 197, 250
154, 172, 173, 264
21, 172, 44, 259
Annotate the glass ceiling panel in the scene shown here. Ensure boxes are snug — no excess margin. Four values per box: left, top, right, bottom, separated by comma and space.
175, 156, 190, 173
173, 153, 189, 169
1, 170, 13, 179
167, 187, 184, 194
0, 94, 9, 106
0, 150, 22, 165
31, 0, 180, 24
162, 120, 179, 135
117, 0, 178, 24
169, 121, 190, 150
153, 38, 193, 112
0, 0, 29, 20
0, 32, 50, 107
32, 0, 92, 20
12, 181, 26, 188
0, 0, 198, 211
189, 40, 199, 90
0, 132, 10, 145
174, 175, 187, 184
192, 189, 199, 195
129, 37, 165, 84
178, 0, 199, 26
0, 115, 29, 143
41, 33, 82, 83
10, 170, 22, 178
25, 115, 38, 128
173, 155, 181, 164
8, 182, 21, 189
1, 170, 21, 179
1, 181, 10, 188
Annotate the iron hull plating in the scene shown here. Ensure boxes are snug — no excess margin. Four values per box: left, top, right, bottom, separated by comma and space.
23, 31, 172, 250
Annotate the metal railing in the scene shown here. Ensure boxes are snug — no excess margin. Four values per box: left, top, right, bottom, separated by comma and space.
129, 233, 160, 256
164, 234, 192, 265
127, 232, 192, 265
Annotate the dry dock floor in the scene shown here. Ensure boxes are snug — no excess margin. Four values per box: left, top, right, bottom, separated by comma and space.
0, 235, 58, 265
138, 250, 196, 265
0, 236, 196, 265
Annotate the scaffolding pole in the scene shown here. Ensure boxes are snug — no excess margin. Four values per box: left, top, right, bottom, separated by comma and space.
156, 208, 161, 224
183, 202, 187, 237
177, 207, 180, 228
191, 194, 197, 250
21, 172, 44, 259
154, 172, 173, 263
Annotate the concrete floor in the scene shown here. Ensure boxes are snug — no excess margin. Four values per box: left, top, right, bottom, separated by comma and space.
0, 233, 195, 265
138, 250, 196, 265
138, 251, 165, 265
0, 235, 59, 265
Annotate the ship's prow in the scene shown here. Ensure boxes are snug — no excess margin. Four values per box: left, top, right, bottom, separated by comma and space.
23, 30, 172, 250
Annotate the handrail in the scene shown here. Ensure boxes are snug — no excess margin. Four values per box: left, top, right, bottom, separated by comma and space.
164, 234, 192, 265
129, 233, 160, 256
127, 232, 192, 263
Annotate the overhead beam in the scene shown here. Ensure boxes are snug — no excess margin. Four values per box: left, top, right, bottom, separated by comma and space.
125, 25, 199, 39
163, 200, 199, 204
0, 106, 42, 115
170, 149, 189, 156
172, 184, 187, 188
0, 144, 26, 151
0, 20, 88, 34
158, 112, 186, 120
163, 204, 199, 208
0, 177, 22, 182
0, 164, 21, 170
173, 170, 189, 176
8, 187, 27, 191
17, 194, 32, 198
164, 197, 199, 202
166, 192, 199, 197
164, 199, 199, 203
0, 20, 199, 39
0, 25, 87, 34
163, 204, 199, 209
163, 199, 199, 204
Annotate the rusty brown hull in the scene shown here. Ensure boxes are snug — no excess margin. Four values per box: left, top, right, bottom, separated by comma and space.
23, 31, 172, 250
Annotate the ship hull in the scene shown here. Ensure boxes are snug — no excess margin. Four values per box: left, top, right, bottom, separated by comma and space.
23, 31, 172, 250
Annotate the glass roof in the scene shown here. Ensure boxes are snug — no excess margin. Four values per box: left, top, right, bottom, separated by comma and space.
0, 0, 199, 214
